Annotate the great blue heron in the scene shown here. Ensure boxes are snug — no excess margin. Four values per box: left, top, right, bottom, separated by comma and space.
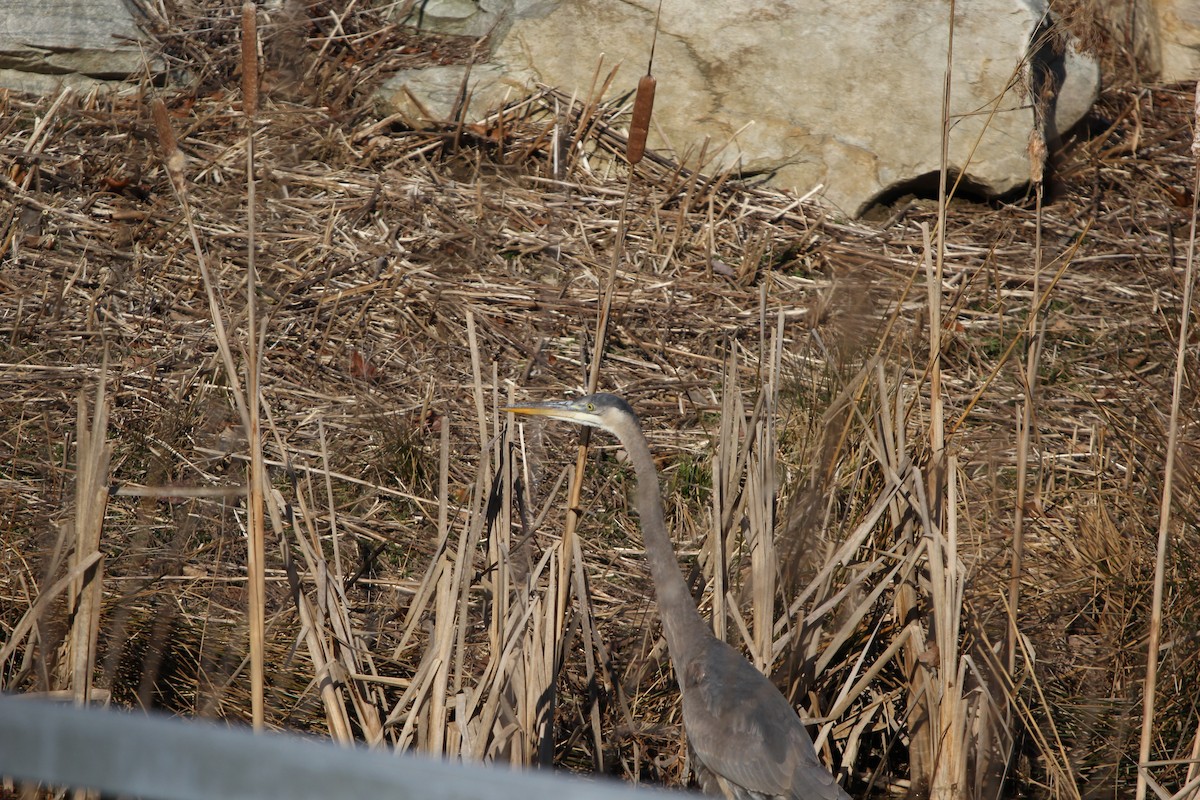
505, 393, 850, 800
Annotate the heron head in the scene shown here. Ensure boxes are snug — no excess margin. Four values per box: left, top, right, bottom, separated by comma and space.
503, 392, 641, 436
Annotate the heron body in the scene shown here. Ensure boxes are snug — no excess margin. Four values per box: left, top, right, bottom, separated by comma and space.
506, 393, 849, 800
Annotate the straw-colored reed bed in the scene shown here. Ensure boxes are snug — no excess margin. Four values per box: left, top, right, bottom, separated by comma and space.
1, 2, 1198, 798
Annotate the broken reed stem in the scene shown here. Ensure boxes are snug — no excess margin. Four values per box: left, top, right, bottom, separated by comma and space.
1176, 82, 1200, 800
921, 220, 949, 798
921, 221, 945, 463
543, 44, 658, 759
922, 206, 971, 799
282, 397, 384, 745
68, 354, 111, 708
1001, 134, 1051, 789
1009, 394, 1030, 666
933, 0, 954, 308
152, 95, 264, 725
1134, 78, 1200, 800
709, 351, 739, 643
0, 551, 102, 682
461, 310, 489, 699
149, 99, 250, 431
1009, 134, 1046, 678
543, 170, 628, 771
927, 55, 951, 800
266, 436, 356, 744
241, 0, 266, 733
934, 453, 967, 798
747, 310, 784, 669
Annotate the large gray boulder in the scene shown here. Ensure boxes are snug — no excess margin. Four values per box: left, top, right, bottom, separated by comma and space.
0, 0, 158, 95
382, 0, 1101, 216
402, 0, 515, 37
1148, 0, 1200, 81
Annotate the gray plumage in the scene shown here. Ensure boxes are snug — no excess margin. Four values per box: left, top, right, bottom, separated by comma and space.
506, 393, 850, 800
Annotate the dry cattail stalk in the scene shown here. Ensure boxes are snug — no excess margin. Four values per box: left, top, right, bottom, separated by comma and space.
241, 1, 259, 119
627, 73, 656, 165
150, 98, 185, 193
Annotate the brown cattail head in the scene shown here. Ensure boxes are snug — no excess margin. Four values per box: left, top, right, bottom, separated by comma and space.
150, 98, 186, 193
241, 1, 259, 119
627, 73, 656, 165
1027, 127, 1046, 186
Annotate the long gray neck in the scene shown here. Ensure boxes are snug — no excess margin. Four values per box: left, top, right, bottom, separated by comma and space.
614, 425, 713, 665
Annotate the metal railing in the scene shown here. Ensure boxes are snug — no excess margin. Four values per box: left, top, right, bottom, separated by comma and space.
0, 695, 677, 800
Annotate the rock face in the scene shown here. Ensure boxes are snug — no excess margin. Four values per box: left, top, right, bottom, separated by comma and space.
1149, 0, 1200, 82
0, 0, 157, 95
383, 0, 1101, 216
403, 0, 514, 37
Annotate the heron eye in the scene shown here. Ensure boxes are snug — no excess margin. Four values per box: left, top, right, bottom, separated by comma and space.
586, 402, 595, 412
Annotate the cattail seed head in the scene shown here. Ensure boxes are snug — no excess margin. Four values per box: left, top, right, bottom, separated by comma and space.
151, 99, 186, 193
627, 73, 656, 165
241, 2, 259, 119
1027, 127, 1046, 186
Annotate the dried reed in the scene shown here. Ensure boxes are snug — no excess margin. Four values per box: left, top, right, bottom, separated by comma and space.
240, 0, 268, 732
65, 357, 112, 709
1134, 78, 1200, 800
1, 6, 1197, 799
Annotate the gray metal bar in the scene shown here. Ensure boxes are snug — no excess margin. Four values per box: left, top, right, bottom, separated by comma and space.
0, 696, 676, 800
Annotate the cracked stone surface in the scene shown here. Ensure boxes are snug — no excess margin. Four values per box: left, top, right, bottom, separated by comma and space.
0, 0, 158, 94
1150, 0, 1200, 82
381, 0, 1101, 216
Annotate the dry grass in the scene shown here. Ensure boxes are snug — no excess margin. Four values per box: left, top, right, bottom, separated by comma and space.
1, 2, 1199, 798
